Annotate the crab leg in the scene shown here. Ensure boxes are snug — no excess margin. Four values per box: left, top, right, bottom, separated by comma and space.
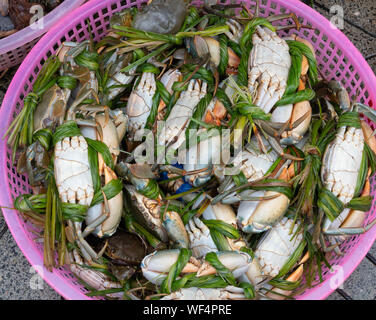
324, 219, 376, 236
69, 249, 123, 298
74, 222, 99, 261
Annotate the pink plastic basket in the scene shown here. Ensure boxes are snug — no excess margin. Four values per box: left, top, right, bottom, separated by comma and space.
0, 0, 375, 300
0, 0, 86, 71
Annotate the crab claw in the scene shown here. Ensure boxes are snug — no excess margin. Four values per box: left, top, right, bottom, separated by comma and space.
84, 165, 123, 238
328, 80, 351, 111
188, 36, 240, 74
162, 286, 247, 300
141, 250, 200, 285
225, 19, 243, 44
163, 211, 190, 249
197, 251, 252, 279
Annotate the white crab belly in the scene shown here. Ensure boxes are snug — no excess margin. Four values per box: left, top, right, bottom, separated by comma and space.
321, 128, 364, 203
54, 136, 94, 206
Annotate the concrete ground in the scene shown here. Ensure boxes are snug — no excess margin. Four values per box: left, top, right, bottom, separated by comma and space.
0, 0, 375, 300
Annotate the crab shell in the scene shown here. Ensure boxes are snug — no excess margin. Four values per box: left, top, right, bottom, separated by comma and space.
321, 125, 364, 204
132, 0, 187, 34
105, 230, 147, 265
124, 184, 168, 242
33, 84, 71, 132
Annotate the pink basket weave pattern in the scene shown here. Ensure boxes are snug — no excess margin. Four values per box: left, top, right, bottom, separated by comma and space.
0, 0, 86, 71
0, 0, 375, 300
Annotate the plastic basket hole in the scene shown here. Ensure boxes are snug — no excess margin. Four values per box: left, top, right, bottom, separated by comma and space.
95, 20, 102, 28
103, 15, 111, 24
76, 22, 83, 32
66, 30, 74, 39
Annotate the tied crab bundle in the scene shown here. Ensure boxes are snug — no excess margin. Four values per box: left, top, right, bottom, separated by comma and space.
5, 0, 376, 300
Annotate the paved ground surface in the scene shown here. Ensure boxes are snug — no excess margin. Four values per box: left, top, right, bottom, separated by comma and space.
0, 0, 375, 300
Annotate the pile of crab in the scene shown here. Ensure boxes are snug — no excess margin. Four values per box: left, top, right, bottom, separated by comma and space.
7, 0, 376, 300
